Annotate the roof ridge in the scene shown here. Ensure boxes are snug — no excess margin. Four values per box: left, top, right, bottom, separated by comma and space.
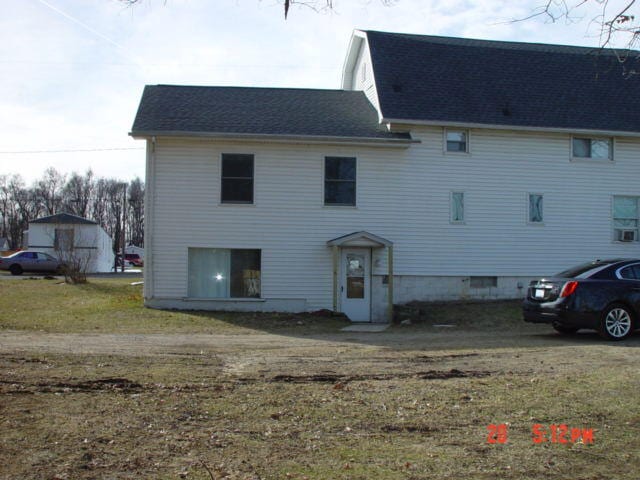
363, 30, 639, 56
151, 84, 354, 93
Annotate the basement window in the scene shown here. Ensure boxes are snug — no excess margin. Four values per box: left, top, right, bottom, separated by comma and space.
470, 276, 497, 288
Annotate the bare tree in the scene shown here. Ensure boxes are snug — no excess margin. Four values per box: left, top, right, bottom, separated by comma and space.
119, 0, 397, 19
516, 1, 639, 53
35, 167, 66, 216
62, 170, 94, 217
127, 177, 145, 247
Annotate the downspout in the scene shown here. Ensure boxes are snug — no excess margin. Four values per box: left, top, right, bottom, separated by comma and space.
144, 136, 156, 302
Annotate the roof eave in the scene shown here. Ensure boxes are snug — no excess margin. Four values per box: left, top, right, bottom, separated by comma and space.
382, 118, 640, 137
129, 130, 418, 147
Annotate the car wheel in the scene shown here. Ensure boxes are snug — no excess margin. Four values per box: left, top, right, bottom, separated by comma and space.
552, 323, 579, 335
9, 264, 23, 276
599, 303, 635, 341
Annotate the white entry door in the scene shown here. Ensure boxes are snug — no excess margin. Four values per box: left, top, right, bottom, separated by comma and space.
340, 248, 371, 322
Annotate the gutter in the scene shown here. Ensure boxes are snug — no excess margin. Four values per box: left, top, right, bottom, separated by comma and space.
381, 117, 640, 138
128, 130, 419, 147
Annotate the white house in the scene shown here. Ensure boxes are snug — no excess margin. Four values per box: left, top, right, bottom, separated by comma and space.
27, 213, 114, 273
130, 30, 640, 322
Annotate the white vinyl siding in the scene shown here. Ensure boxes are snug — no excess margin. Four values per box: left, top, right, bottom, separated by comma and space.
148, 131, 640, 310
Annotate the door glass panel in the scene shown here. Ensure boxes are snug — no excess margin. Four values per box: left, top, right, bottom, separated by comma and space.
346, 254, 365, 299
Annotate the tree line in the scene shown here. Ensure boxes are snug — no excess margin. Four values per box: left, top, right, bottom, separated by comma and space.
0, 168, 144, 252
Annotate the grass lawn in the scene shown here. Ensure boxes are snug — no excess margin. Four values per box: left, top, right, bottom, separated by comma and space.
0, 275, 348, 334
1, 275, 640, 479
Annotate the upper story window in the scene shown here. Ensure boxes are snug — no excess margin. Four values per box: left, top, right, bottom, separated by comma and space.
572, 137, 613, 161
221, 154, 254, 204
528, 193, 544, 224
445, 129, 469, 153
324, 157, 356, 206
613, 196, 639, 242
450, 191, 465, 223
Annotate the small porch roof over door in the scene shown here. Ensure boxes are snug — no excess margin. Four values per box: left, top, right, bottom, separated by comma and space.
326, 231, 393, 248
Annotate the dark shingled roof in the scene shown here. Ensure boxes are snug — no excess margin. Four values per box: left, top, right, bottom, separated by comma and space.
31, 213, 97, 225
365, 31, 640, 132
131, 85, 411, 141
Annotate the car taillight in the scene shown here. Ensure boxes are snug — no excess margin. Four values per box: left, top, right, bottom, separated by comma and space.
560, 281, 579, 297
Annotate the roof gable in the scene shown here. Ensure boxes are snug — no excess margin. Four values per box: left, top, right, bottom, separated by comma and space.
364, 30, 640, 133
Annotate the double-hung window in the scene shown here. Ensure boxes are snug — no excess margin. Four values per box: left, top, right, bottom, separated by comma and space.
188, 248, 261, 298
572, 137, 613, 161
221, 154, 254, 204
324, 157, 356, 206
613, 196, 639, 242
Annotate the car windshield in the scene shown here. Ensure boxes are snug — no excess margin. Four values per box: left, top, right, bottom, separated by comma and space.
554, 261, 615, 278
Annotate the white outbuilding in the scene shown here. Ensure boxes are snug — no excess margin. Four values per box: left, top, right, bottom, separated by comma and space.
27, 213, 114, 273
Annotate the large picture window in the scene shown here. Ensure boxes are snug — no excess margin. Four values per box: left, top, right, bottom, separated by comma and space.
324, 157, 356, 206
188, 248, 261, 298
221, 154, 254, 204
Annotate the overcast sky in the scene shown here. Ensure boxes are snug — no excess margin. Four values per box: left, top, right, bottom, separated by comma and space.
0, 0, 622, 183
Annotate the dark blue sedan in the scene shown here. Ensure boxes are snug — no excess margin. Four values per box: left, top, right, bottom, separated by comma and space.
523, 259, 640, 340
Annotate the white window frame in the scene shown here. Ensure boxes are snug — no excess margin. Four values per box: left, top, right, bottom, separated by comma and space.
450, 191, 465, 224
527, 193, 544, 225
571, 136, 614, 162
612, 195, 640, 243
444, 128, 470, 154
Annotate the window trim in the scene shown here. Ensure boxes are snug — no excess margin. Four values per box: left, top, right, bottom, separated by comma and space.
570, 136, 614, 162
527, 192, 544, 225
612, 195, 640, 243
443, 128, 470, 154
323, 155, 358, 207
615, 263, 640, 280
220, 153, 255, 205
450, 191, 465, 224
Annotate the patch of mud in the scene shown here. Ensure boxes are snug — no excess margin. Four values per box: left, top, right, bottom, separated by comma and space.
0, 377, 142, 394
412, 353, 480, 362
381, 424, 440, 433
265, 368, 490, 384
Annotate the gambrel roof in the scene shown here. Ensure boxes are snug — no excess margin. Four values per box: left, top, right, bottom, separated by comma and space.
362, 30, 640, 133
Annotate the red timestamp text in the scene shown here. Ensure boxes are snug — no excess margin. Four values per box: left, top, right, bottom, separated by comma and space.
531, 424, 594, 444
486, 423, 595, 445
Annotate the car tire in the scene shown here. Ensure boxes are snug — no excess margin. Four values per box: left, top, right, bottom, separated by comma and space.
9, 264, 22, 276
552, 324, 579, 335
599, 303, 635, 341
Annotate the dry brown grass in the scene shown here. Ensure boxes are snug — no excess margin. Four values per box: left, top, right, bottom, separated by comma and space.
1, 276, 640, 479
